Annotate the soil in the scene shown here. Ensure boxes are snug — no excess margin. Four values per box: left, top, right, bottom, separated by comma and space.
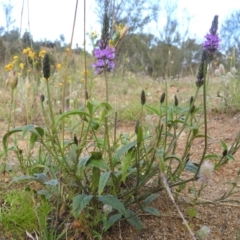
103, 113, 240, 240
2, 79, 240, 240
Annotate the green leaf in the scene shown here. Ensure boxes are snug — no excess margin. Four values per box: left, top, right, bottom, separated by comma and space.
77, 156, 91, 178
185, 160, 199, 174
68, 145, 78, 163
37, 189, 52, 199
204, 154, 218, 159
145, 105, 160, 115
44, 179, 58, 186
91, 167, 100, 193
143, 193, 160, 206
54, 110, 89, 127
72, 194, 93, 218
187, 206, 197, 218
220, 140, 228, 150
3, 125, 45, 152
98, 195, 126, 215
22, 124, 35, 138
98, 172, 111, 195
226, 154, 235, 161
167, 106, 174, 122
125, 209, 143, 230
11, 175, 37, 183
90, 119, 100, 130
143, 206, 160, 216
87, 100, 98, 116
87, 159, 109, 170
104, 213, 122, 231
121, 152, 133, 183
114, 140, 137, 163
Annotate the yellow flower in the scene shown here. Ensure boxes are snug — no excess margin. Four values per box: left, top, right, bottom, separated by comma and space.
22, 47, 31, 55
56, 63, 62, 70
58, 82, 63, 87
13, 56, 18, 61
4, 63, 14, 72
19, 63, 24, 70
39, 50, 46, 58
81, 70, 89, 76
80, 78, 85, 83
28, 51, 36, 59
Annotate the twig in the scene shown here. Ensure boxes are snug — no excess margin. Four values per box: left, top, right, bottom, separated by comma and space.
159, 171, 196, 240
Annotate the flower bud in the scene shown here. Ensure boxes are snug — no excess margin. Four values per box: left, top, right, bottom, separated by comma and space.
174, 95, 178, 107
160, 92, 165, 104
141, 90, 146, 105
40, 94, 45, 102
6, 71, 18, 90
43, 53, 50, 79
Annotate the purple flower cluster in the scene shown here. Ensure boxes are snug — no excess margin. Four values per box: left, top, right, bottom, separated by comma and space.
203, 15, 220, 52
92, 40, 115, 74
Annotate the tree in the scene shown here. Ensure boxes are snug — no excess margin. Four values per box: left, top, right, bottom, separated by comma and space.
2, 0, 15, 33
221, 11, 240, 69
221, 11, 240, 51
95, 0, 160, 34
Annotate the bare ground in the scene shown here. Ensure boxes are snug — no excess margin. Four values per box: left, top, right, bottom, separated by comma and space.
103, 113, 240, 240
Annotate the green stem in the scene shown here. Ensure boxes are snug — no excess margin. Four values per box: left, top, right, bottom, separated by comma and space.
195, 61, 208, 178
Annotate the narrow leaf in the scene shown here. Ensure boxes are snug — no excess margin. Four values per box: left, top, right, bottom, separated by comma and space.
125, 209, 143, 230
98, 195, 126, 215
143, 193, 160, 206
98, 172, 111, 195
104, 213, 122, 231
143, 206, 160, 216
72, 194, 93, 218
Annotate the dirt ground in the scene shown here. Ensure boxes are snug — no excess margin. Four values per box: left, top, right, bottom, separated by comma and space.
2, 81, 240, 240
104, 113, 240, 240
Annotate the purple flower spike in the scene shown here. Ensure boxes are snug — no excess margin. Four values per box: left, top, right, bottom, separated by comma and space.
203, 15, 220, 53
203, 33, 220, 52
92, 40, 115, 74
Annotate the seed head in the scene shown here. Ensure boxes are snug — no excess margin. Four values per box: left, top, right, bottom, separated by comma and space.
174, 95, 178, 107
160, 92, 165, 104
74, 134, 78, 145
198, 161, 214, 185
196, 51, 208, 87
135, 119, 140, 134
196, 226, 211, 240
40, 94, 45, 102
103, 204, 112, 215
141, 90, 146, 105
222, 149, 228, 157
43, 53, 50, 79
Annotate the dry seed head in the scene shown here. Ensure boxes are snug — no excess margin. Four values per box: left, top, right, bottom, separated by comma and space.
141, 90, 146, 105
198, 161, 214, 185
43, 53, 50, 79
135, 119, 140, 134
174, 95, 178, 106
222, 149, 227, 157
74, 135, 78, 145
160, 92, 165, 104
40, 94, 45, 102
